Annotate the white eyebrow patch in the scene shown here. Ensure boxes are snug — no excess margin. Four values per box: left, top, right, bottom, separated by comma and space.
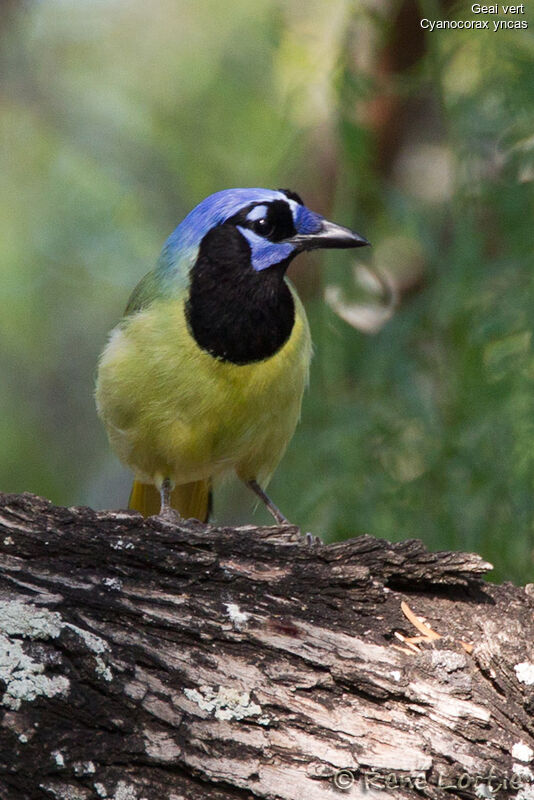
246, 204, 268, 222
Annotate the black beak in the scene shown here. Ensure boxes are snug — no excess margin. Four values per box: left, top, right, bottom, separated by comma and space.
288, 219, 370, 251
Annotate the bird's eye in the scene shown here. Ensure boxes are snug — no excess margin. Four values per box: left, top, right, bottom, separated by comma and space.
253, 217, 274, 237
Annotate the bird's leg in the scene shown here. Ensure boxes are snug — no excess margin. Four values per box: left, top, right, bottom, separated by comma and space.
246, 480, 289, 525
158, 477, 181, 523
246, 480, 321, 545
159, 477, 173, 512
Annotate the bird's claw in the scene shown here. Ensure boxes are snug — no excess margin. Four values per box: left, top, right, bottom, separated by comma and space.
304, 531, 322, 547
157, 507, 183, 525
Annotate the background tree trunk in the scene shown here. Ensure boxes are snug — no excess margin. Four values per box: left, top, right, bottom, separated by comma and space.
0, 491, 533, 800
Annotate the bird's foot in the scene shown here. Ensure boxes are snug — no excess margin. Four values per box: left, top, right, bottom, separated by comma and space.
158, 506, 182, 525
304, 531, 323, 547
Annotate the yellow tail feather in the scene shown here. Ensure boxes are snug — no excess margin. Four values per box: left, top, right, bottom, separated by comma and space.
129, 479, 211, 522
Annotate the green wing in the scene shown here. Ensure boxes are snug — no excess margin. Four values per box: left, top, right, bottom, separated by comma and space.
124, 270, 165, 315
124, 248, 194, 316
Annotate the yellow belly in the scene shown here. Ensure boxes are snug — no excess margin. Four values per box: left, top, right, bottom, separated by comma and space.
95, 286, 312, 489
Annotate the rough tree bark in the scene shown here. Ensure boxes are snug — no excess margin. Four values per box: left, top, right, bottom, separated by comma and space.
0, 492, 534, 800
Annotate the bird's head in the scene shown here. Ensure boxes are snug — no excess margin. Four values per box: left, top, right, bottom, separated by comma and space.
148, 189, 370, 363
161, 187, 369, 277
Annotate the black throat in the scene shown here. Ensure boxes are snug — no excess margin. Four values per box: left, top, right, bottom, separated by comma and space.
185, 224, 295, 365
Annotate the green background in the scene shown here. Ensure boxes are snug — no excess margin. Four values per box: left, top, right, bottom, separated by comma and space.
1, 0, 534, 582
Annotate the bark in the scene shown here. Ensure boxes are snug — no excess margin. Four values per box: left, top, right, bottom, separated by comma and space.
0, 491, 533, 800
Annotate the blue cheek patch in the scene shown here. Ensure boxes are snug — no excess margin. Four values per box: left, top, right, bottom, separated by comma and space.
294, 205, 323, 235
237, 227, 295, 272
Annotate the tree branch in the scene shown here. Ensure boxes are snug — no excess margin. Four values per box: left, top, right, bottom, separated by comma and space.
0, 492, 533, 800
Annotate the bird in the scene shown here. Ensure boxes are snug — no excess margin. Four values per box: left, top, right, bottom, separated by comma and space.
95, 188, 369, 524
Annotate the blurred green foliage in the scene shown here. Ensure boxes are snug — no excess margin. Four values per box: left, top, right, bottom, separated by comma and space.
1, 0, 533, 582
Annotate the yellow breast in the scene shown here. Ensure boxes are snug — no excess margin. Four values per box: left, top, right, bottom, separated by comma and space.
95, 283, 312, 488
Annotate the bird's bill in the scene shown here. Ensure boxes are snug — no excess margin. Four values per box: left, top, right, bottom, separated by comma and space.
288, 218, 370, 251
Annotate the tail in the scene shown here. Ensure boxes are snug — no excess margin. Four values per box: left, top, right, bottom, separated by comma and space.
129, 479, 212, 522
